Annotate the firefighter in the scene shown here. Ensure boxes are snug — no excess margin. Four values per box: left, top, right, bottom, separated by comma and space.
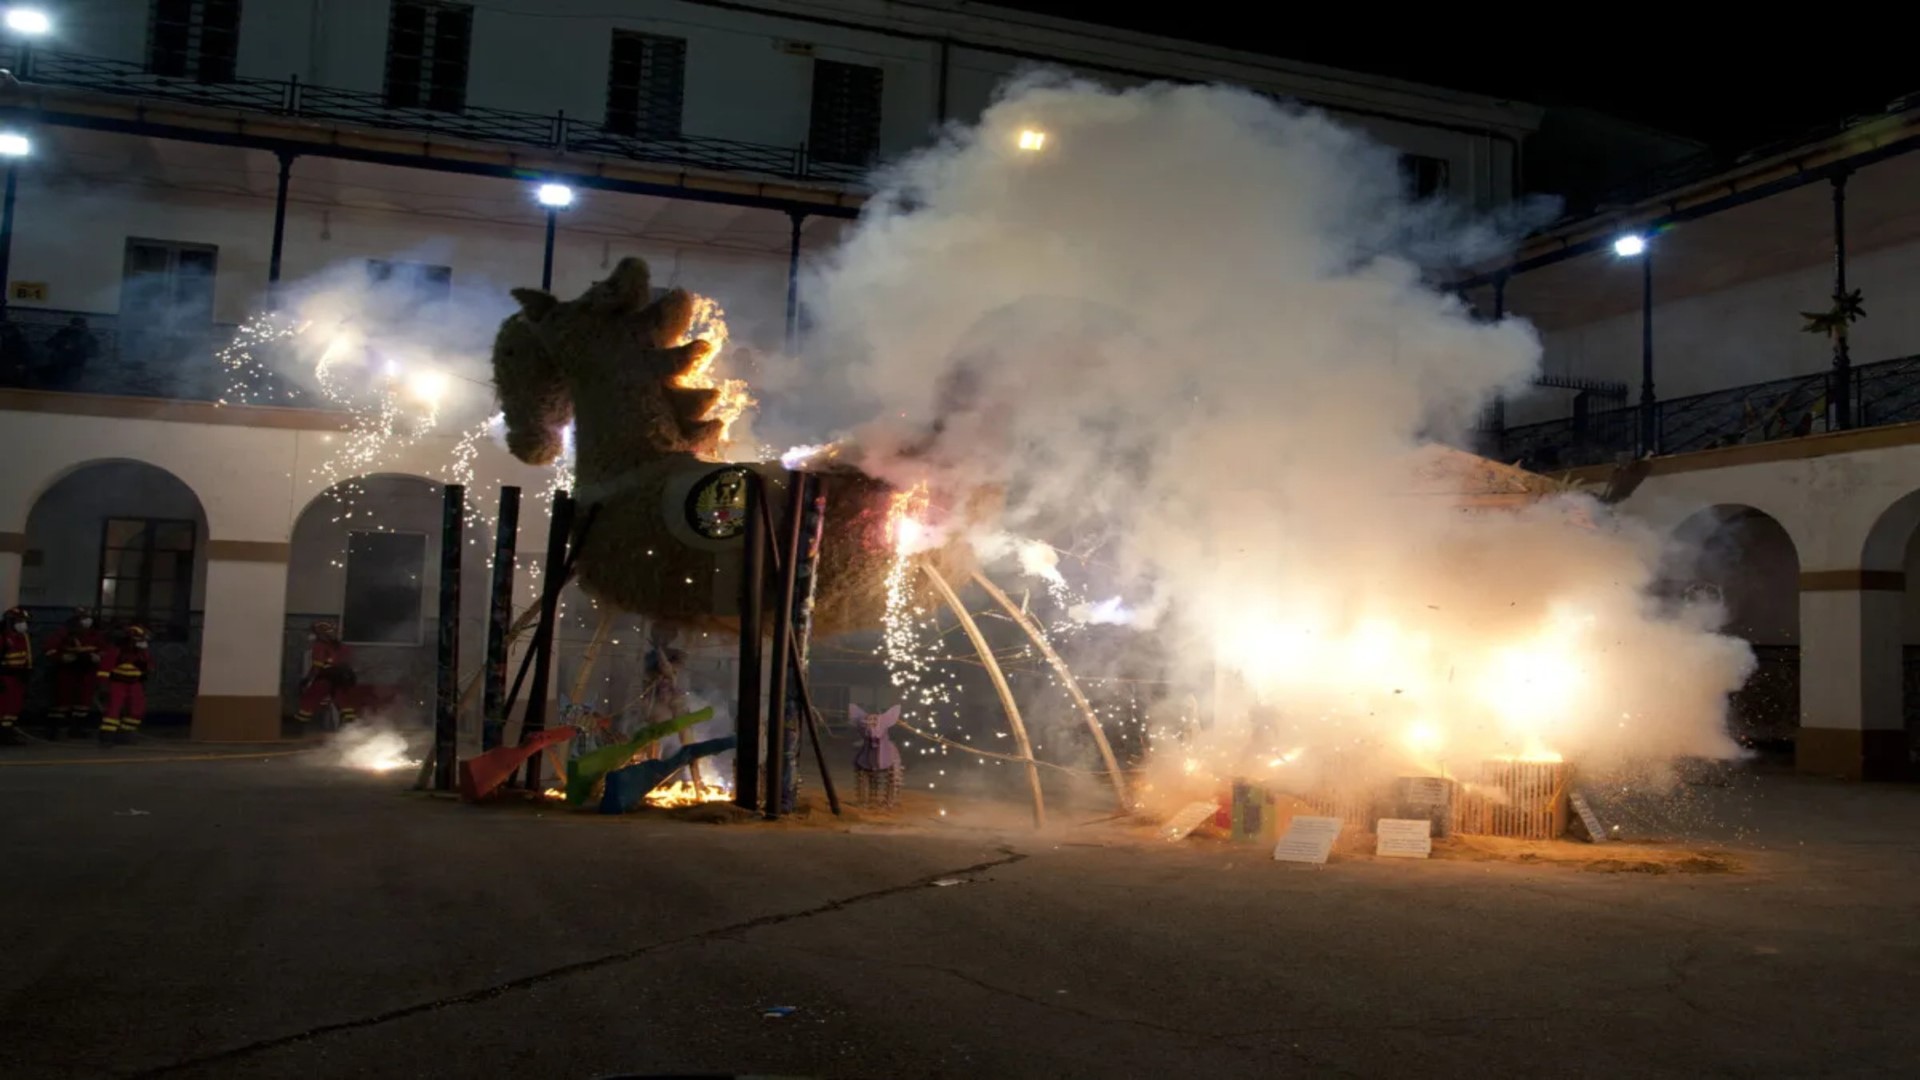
97, 625, 153, 745
0, 606, 30, 743
296, 620, 357, 729
42, 607, 104, 738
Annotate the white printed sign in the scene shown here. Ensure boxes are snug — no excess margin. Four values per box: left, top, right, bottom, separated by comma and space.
1401, 776, 1451, 811
1272, 815, 1343, 864
1162, 801, 1218, 842
1375, 818, 1433, 859
1569, 793, 1609, 843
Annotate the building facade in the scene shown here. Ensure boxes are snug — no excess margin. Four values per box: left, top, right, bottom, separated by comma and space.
0, 1, 1538, 743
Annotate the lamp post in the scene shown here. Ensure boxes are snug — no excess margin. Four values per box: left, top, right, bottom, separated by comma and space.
535, 182, 574, 292
1613, 232, 1655, 456
3, 6, 52, 79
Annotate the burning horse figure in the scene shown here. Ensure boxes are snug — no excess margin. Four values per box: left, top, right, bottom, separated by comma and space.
850, 704, 903, 811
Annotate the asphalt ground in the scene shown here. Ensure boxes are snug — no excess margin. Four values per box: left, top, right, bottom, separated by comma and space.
4, 739, 1918, 1079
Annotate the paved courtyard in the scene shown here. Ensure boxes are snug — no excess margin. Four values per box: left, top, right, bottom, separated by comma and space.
4, 741, 1919, 1079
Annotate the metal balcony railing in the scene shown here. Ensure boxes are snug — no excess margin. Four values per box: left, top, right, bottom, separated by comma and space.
1494, 353, 1920, 471
2, 44, 872, 189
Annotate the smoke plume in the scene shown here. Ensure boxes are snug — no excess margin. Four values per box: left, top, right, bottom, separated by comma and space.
771, 75, 1753, 786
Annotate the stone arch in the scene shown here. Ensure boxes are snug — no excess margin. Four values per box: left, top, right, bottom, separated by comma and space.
1857, 487, 1920, 773
282, 473, 454, 727
1669, 504, 1801, 754
21, 460, 211, 728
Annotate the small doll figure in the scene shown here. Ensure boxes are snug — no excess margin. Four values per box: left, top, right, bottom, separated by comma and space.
850, 704, 903, 811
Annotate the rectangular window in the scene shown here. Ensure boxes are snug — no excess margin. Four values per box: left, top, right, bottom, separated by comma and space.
147, 0, 243, 83
342, 531, 426, 645
605, 31, 686, 140
121, 238, 218, 330
366, 259, 453, 304
98, 518, 197, 640
1399, 153, 1451, 198
384, 0, 473, 112
808, 59, 883, 167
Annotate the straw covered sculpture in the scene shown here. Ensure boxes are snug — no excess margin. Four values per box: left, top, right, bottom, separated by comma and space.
491, 257, 975, 635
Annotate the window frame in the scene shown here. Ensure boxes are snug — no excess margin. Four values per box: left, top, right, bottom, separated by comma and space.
340, 529, 429, 647
383, 0, 474, 113
146, 0, 243, 84
96, 516, 198, 642
605, 30, 687, 140
807, 58, 884, 168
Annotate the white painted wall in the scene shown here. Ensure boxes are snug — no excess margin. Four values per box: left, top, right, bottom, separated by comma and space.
19, 461, 209, 611
44, 0, 1531, 207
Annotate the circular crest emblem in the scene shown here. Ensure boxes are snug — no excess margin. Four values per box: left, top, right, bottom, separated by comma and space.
685, 466, 752, 540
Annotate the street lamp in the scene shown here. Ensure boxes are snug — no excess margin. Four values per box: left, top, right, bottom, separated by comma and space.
535, 183, 574, 291
1016, 128, 1048, 152
0, 128, 26, 316
1613, 232, 1655, 455
3, 6, 52, 36
0, 131, 28, 158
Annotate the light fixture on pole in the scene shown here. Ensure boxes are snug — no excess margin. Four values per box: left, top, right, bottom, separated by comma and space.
1612, 232, 1655, 455
0, 131, 28, 158
535, 183, 575, 291
3, 6, 52, 36
1016, 128, 1048, 152
0, 128, 26, 317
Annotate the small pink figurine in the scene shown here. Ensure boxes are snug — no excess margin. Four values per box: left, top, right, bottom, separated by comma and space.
850, 704, 903, 810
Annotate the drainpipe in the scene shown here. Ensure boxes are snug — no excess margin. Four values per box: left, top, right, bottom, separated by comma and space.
307, 0, 326, 84
0, 162, 16, 319
267, 152, 296, 307
935, 39, 951, 124
784, 211, 804, 353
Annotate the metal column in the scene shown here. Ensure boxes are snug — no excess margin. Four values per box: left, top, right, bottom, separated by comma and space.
267, 151, 295, 304
432, 483, 466, 792
1638, 253, 1656, 456
0, 163, 16, 318
1487, 272, 1508, 442
734, 475, 767, 811
481, 485, 520, 751
777, 474, 827, 813
541, 209, 558, 292
1830, 170, 1853, 430
784, 212, 804, 354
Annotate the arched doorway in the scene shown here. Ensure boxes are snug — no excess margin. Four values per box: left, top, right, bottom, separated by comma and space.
1669, 505, 1801, 756
21, 461, 209, 732
1860, 487, 1920, 775
283, 474, 455, 732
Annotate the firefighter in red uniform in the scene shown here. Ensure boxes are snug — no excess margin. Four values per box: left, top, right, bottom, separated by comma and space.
43, 607, 104, 738
296, 620, 357, 729
0, 607, 30, 743
97, 625, 153, 744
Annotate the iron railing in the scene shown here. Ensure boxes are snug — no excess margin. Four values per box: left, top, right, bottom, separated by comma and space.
2, 44, 873, 189
0, 307, 239, 402
1495, 353, 1920, 471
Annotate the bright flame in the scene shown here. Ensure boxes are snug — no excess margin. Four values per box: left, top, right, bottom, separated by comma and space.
673, 296, 755, 449
644, 780, 735, 809
1017, 128, 1048, 151
781, 442, 837, 469
886, 481, 934, 555
405, 368, 450, 407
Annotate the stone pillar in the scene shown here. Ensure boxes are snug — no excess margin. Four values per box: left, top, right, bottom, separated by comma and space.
1798, 569, 1908, 780
193, 541, 292, 742
0, 530, 22, 607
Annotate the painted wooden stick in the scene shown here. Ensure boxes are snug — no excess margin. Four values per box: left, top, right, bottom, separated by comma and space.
970, 569, 1129, 812
921, 563, 1045, 829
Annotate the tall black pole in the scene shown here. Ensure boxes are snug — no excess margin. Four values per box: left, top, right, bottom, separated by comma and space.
541, 209, 557, 292
520, 490, 574, 789
0, 163, 16, 318
784, 212, 804, 354
481, 485, 520, 751
267, 152, 295, 306
1488, 272, 1509, 443
1638, 252, 1656, 457
764, 472, 806, 819
779, 473, 827, 813
1830, 170, 1853, 431
432, 483, 465, 792
734, 474, 766, 811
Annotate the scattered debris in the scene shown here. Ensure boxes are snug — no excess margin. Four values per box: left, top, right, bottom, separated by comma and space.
930, 878, 964, 887
761, 1006, 798, 1019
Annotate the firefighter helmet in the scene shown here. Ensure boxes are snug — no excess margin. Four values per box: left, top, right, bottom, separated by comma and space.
126, 625, 150, 643
3, 607, 27, 625
312, 620, 339, 638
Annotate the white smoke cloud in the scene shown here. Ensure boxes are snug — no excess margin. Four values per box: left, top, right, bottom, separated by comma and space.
765, 74, 1752, 785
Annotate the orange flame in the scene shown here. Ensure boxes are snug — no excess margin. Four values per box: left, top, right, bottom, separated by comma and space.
674, 296, 755, 446
644, 780, 735, 809
886, 481, 934, 554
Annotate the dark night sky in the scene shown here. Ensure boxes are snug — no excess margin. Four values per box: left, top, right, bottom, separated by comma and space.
983, 4, 1915, 153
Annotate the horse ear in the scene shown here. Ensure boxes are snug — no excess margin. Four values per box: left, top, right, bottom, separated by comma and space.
848, 704, 866, 723
511, 287, 558, 322
881, 705, 901, 723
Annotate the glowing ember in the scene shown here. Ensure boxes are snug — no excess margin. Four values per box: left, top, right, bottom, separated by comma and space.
674, 297, 755, 447
885, 482, 934, 555
542, 787, 565, 801
780, 442, 838, 469
644, 781, 735, 809
336, 731, 420, 773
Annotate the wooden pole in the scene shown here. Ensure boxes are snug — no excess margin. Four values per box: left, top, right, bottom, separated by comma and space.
519, 491, 575, 789
431, 483, 465, 792
733, 475, 766, 812
970, 570, 1129, 812
481, 485, 520, 751
763, 474, 806, 820
922, 563, 1045, 829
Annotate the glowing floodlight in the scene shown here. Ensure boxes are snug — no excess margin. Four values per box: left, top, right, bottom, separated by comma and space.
1612, 233, 1647, 258
3, 7, 51, 35
0, 131, 28, 158
1016, 128, 1048, 152
535, 182, 575, 209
